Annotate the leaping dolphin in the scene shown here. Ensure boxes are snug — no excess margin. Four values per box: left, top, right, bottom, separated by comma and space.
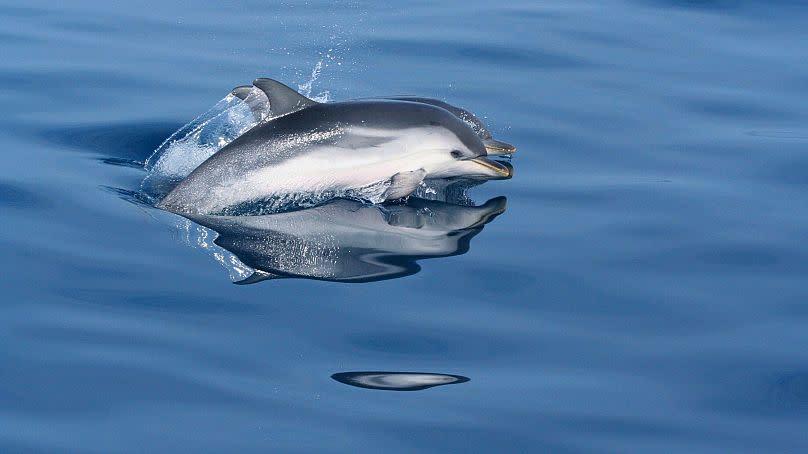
158, 78, 512, 215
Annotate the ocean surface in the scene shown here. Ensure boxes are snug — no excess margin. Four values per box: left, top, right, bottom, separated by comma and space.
2, 0, 808, 452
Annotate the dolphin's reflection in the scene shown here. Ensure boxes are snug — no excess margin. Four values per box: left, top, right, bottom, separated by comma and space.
180, 193, 507, 283
331, 371, 469, 391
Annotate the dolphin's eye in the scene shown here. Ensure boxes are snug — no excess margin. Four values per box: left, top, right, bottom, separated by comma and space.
450, 150, 463, 159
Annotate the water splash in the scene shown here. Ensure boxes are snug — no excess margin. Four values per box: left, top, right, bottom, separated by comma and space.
141, 94, 259, 200
176, 218, 254, 282
140, 57, 342, 204
413, 178, 484, 206
298, 60, 330, 102
144, 95, 256, 171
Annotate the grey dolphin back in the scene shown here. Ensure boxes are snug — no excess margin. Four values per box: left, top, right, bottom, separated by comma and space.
252, 78, 319, 119
237, 81, 515, 153
386, 96, 492, 139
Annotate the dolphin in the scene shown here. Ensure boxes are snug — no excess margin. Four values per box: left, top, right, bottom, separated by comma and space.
177, 196, 507, 283
158, 78, 511, 215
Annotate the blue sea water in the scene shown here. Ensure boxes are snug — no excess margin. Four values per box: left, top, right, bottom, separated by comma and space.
2, 0, 808, 452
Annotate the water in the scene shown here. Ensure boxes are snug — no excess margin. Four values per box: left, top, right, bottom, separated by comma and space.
2, 0, 808, 451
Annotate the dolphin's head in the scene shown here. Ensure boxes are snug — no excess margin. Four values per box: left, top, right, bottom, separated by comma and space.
420, 118, 512, 180
383, 96, 516, 156
362, 100, 511, 180
427, 115, 512, 180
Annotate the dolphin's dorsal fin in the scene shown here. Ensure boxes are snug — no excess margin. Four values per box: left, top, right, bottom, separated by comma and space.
231, 85, 270, 122
252, 78, 318, 118
233, 270, 284, 285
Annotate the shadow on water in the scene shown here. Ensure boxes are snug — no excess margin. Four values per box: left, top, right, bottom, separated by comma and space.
331, 371, 469, 391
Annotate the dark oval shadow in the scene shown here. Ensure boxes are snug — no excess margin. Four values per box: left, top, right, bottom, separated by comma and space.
331, 371, 469, 391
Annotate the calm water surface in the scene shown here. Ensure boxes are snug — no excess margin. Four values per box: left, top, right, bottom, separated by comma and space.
2, 0, 808, 452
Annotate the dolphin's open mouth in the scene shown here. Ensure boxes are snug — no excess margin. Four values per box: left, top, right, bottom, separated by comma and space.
469, 157, 512, 178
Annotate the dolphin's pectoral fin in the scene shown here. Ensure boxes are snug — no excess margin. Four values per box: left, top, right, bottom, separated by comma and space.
231, 85, 270, 122
233, 270, 284, 285
383, 169, 426, 200
252, 78, 319, 119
